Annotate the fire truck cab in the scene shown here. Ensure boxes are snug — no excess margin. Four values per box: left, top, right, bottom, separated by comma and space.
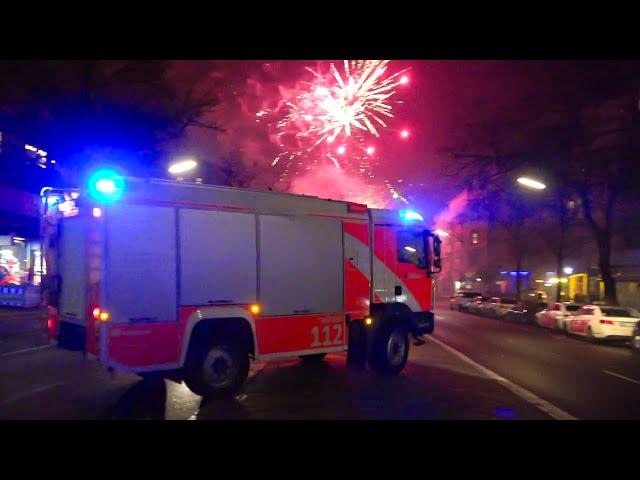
42, 172, 441, 396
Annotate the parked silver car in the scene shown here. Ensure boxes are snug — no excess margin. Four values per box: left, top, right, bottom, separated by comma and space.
464, 295, 489, 315
449, 291, 482, 311
479, 297, 518, 318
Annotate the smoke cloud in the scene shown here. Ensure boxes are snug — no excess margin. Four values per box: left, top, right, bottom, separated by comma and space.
434, 190, 468, 227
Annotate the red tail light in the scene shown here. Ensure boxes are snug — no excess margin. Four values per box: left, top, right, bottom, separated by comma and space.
92, 307, 110, 322
47, 306, 58, 340
600, 319, 614, 325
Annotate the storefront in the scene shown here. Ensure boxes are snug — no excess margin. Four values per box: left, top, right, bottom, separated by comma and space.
0, 185, 43, 307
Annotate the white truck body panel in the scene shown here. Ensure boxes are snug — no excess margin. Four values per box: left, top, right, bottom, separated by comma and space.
58, 216, 87, 326
104, 204, 177, 324
259, 214, 343, 315
179, 209, 257, 306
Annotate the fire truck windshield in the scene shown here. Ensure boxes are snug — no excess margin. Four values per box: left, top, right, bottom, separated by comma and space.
396, 229, 427, 269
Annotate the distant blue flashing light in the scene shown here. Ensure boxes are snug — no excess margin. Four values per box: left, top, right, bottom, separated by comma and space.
87, 169, 126, 204
399, 210, 424, 222
96, 179, 116, 194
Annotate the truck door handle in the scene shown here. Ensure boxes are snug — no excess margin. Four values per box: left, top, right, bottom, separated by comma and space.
208, 299, 232, 305
294, 309, 311, 314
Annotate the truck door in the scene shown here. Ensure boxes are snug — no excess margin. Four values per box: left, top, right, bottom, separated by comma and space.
372, 225, 429, 312
255, 215, 345, 356
103, 204, 180, 369
57, 216, 87, 345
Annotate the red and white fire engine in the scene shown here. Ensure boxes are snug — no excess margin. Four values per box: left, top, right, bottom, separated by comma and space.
41, 171, 441, 396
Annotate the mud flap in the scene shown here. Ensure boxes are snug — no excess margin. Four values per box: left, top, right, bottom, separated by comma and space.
346, 320, 367, 369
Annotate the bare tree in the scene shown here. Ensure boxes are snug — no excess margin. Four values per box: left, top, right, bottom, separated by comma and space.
0, 60, 222, 172
446, 61, 640, 305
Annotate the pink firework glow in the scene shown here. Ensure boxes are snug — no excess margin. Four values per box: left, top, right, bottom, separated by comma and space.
259, 60, 411, 206
209, 60, 413, 207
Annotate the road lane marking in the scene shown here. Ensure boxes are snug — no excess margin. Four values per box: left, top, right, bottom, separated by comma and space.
0, 343, 54, 358
603, 370, 640, 385
426, 335, 578, 420
0, 381, 68, 407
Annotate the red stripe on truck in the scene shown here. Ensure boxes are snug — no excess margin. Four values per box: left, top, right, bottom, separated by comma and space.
255, 312, 346, 355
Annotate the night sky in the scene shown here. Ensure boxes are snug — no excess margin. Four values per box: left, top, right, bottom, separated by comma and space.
178, 60, 543, 220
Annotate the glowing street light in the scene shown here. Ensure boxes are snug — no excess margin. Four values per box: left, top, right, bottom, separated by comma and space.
400, 75, 409, 85
517, 177, 546, 190
434, 229, 450, 237
168, 159, 198, 175
366, 146, 375, 155
337, 146, 346, 155
400, 129, 410, 139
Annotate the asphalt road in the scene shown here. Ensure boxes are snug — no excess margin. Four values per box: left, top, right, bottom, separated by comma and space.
4, 305, 637, 420
435, 305, 640, 419
0, 335, 551, 420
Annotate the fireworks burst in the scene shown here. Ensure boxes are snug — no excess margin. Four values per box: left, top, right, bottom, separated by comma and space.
256, 60, 411, 206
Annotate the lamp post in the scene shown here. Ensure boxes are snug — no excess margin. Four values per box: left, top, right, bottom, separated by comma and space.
516, 174, 569, 302
168, 159, 198, 181
517, 176, 546, 190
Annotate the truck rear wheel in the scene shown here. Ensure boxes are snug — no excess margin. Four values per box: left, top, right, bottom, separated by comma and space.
370, 322, 409, 375
183, 338, 249, 397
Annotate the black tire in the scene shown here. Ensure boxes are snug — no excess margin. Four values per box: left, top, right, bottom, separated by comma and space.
370, 322, 409, 375
299, 353, 327, 362
183, 338, 250, 397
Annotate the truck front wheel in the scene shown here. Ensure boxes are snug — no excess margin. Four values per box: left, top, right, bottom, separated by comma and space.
370, 322, 409, 375
183, 339, 249, 397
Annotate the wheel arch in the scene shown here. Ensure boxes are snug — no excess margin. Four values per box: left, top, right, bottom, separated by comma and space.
367, 302, 413, 358
179, 307, 257, 367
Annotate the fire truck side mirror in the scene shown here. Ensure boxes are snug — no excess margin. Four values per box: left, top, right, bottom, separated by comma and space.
429, 234, 442, 273
433, 236, 442, 258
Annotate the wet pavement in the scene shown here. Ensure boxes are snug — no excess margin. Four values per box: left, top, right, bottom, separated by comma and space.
435, 305, 640, 419
0, 306, 49, 355
0, 335, 551, 420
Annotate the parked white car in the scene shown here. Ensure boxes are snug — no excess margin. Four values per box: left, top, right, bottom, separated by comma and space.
480, 297, 517, 318
449, 291, 482, 311
465, 295, 489, 315
535, 302, 582, 330
565, 305, 640, 343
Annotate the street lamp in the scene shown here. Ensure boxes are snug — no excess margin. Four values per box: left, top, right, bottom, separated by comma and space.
168, 159, 197, 175
516, 176, 546, 190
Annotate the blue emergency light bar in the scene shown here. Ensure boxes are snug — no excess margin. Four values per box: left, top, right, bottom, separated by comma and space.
399, 210, 424, 222
87, 168, 126, 204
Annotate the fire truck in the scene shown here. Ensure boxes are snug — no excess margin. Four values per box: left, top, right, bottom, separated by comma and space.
41, 170, 442, 396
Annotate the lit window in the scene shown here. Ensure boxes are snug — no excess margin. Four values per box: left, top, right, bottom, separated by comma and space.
471, 232, 479, 245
